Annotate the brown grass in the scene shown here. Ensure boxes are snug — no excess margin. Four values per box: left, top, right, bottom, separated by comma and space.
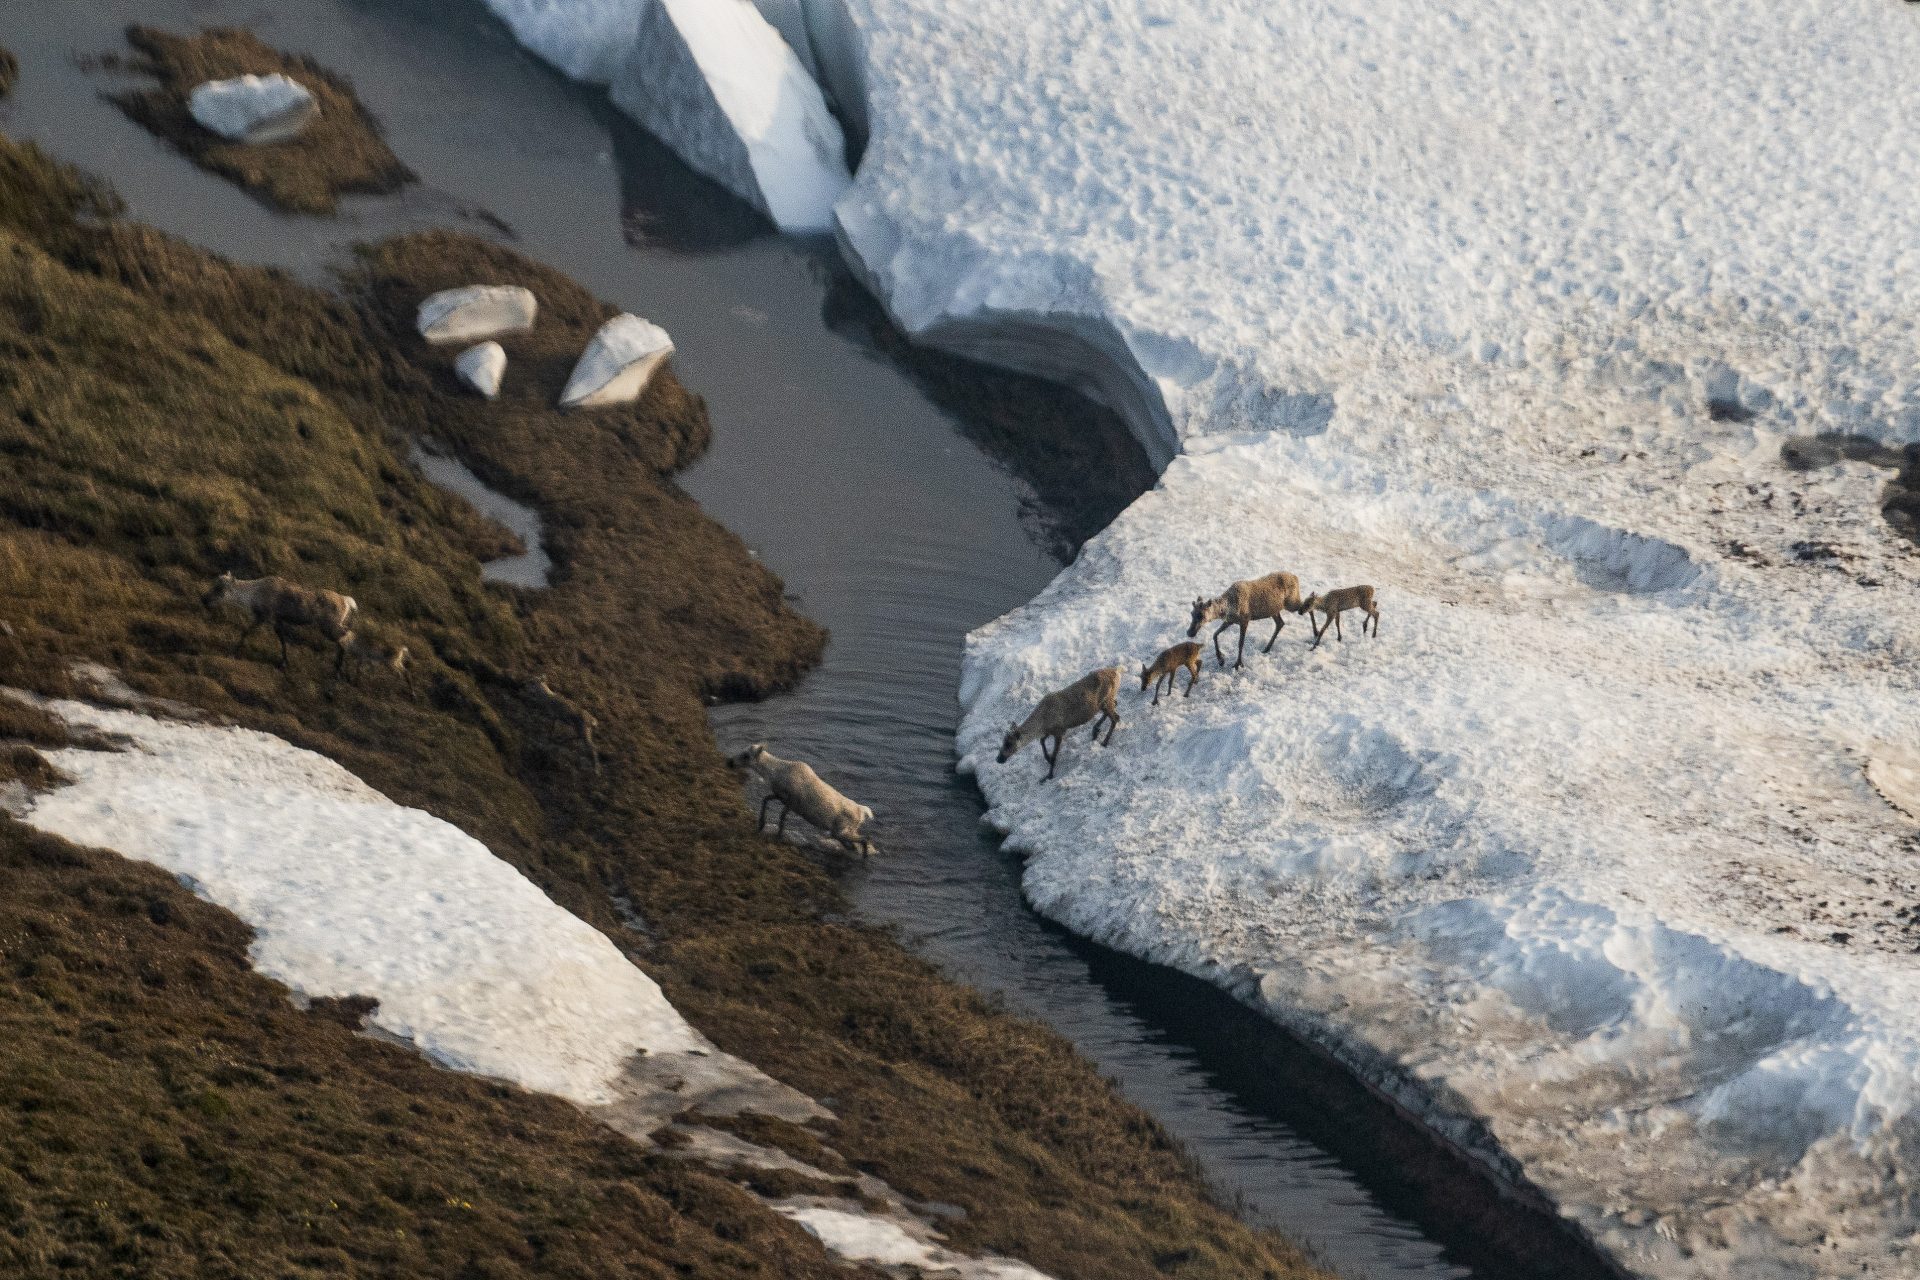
0, 122, 1326, 1280
108, 27, 414, 216
0, 46, 17, 98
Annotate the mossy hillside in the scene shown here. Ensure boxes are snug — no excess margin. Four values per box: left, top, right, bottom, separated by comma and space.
0, 114, 1325, 1280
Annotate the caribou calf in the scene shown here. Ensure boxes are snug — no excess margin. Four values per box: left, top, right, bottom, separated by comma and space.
1140, 640, 1203, 706
1300, 586, 1380, 648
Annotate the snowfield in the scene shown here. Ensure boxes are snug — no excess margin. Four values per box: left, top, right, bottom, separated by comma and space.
13, 698, 765, 1109
465, 0, 1920, 1271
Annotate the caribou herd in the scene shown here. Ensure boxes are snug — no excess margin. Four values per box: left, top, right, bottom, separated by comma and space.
996, 570, 1379, 782
199, 549, 1370, 854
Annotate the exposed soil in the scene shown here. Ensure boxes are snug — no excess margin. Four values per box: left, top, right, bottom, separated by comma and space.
0, 96, 1325, 1280
1780, 432, 1920, 545
108, 26, 414, 215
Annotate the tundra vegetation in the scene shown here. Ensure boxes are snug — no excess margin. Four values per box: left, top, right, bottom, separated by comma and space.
0, 92, 1323, 1280
109, 26, 414, 214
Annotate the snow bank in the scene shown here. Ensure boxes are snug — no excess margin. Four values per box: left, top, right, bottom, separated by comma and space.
815, 0, 1920, 1274
16, 699, 734, 1107
481, 0, 850, 230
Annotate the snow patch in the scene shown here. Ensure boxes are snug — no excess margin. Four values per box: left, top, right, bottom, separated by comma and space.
12, 698, 746, 1107
776, 1202, 1056, 1278
409, 443, 551, 589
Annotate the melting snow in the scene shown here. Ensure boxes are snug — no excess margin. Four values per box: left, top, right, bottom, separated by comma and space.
776, 1202, 1055, 1278
435, 0, 1920, 1269
410, 443, 552, 589
830, 0, 1920, 1275
14, 698, 746, 1108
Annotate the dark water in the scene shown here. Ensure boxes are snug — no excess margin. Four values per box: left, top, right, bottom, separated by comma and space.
0, 7, 1610, 1277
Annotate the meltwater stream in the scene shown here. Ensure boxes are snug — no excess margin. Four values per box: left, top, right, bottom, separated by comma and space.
0, 5, 1607, 1276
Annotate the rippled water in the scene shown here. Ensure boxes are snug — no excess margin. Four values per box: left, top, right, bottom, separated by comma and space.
0, 5, 1614, 1275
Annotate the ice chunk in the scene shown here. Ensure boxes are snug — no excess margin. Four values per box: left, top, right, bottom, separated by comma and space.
187, 74, 318, 145
478, 0, 647, 84
455, 341, 507, 399
478, 0, 851, 230
607, 0, 850, 231
560, 313, 674, 408
416, 285, 538, 344
749, 0, 822, 81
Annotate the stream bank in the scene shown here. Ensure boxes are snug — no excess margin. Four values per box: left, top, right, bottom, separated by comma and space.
2, 5, 1618, 1276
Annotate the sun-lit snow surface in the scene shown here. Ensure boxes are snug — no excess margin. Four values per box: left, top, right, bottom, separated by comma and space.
481, 0, 850, 230
16, 698, 719, 1106
810, 0, 1920, 1274
776, 1203, 1054, 1279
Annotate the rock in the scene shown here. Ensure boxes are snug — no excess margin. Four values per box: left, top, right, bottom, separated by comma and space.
560, 315, 675, 409
455, 342, 506, 399
416, 286, 538, 345
187, 74, 320, 145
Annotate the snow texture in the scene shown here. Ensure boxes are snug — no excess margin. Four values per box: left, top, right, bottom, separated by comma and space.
776, 1203, 1055, 1278
813, 0, 1920, 1275
456, 340, 507, 398
416, 285, 538, 344
560, 313, 675, 408
409, 443, 551, 588
186, 74, 318, 145
481, 0, 851, 230
16, 699, 726, 1107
